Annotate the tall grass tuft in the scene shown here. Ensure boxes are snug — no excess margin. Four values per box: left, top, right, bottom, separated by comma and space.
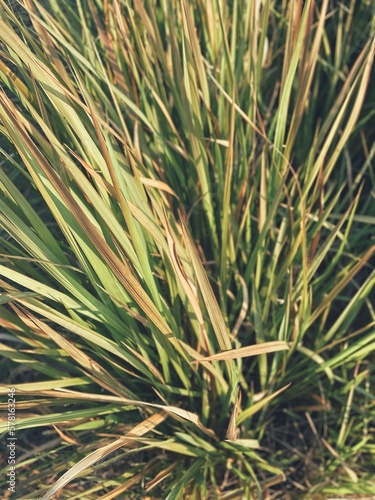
0, 0, 374, 497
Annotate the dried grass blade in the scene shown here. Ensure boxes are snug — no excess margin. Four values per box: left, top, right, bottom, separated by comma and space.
195, 341, 289, 363
181, 218, 232, 351
41, 412, 167, 500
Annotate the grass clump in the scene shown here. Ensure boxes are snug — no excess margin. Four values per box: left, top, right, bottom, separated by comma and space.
0, 0, 374, 497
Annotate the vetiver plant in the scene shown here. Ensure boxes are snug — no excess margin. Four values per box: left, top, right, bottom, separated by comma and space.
0, 0, 374, 497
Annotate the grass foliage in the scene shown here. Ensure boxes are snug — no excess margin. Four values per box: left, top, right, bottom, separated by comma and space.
0, 0, 374, 497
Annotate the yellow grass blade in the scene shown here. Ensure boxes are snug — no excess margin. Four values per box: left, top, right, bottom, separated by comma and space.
41, 412, 167, 500
181, 218, 232, 351
237, 384, 291, 425
194, 341, 289, 363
